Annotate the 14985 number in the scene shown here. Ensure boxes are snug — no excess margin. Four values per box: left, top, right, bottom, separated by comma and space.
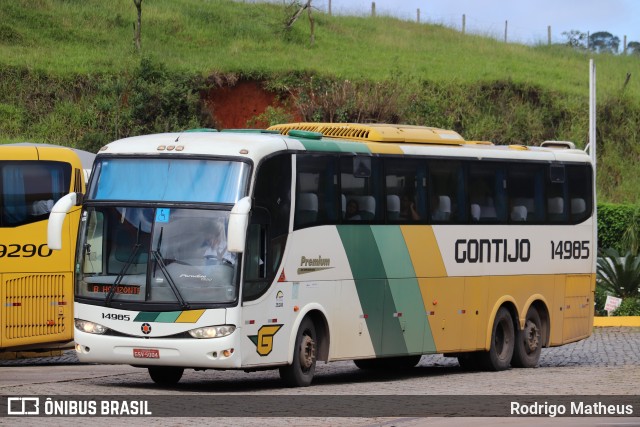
551, 240, 590, 260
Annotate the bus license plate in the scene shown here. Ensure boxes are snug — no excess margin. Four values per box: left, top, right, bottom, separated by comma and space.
133, 348, 160, 359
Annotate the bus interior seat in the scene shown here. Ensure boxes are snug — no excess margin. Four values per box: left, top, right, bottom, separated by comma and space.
479, 197, 497, 219
470, 204, 481, 221
571, 197, 586, 215
548, 197, 564, 213
386, 195, 400, 220
29, 199, 54, 216
353, 195, 376, 220
513, 197, 535, 215
432, 195, 451, 221
296, 192, 318, 225
511, 205, 527, 222
110, 229, 148, 274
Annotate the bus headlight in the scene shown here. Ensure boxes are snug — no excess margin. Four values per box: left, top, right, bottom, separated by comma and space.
188, 325, 236, 339
75, 319, 109, 335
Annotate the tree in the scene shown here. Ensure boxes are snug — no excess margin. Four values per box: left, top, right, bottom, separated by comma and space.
561, 30, 588, 49
284, 1, 315, 46
589, 31, 620, 53
133, 0, 143, 53
627, 41, 640, 55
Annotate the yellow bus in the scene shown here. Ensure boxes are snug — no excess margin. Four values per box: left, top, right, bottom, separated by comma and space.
49, 123, 595, 386
1, 144, 93, 353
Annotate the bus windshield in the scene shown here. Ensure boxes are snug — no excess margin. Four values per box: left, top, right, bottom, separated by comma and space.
89, 158, 250, 203
0, 160, 71, 227
77, 207, 238, 306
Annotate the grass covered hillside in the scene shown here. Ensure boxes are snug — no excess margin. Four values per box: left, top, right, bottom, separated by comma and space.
1, 0, 639, 202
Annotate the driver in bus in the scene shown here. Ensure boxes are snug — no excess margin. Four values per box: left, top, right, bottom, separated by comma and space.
203, 220, 236, 266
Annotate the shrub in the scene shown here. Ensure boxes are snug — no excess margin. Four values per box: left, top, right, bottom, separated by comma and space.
598, 203, 637, 252
596, 248, 640, 298
612, 298, 640, 316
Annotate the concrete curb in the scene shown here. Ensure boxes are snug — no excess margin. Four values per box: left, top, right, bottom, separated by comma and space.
594, 316, 640, 327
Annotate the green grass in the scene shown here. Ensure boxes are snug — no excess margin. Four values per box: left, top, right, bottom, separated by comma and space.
1, 0, 638, 100
1, 0, 639, 203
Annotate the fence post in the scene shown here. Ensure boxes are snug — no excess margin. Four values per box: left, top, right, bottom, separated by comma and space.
462, 14, 465, 34
504, 20, 508, 43
417, 8, 420, 23
328, 0, 331, 16
371, 2, 376, 17
547, 26, 551, 45
624, 35, 627, 54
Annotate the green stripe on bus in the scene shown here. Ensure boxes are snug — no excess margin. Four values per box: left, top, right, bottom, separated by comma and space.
338, 225, 408, 356
134, 312, 159, 322
154, 311, 182, 322
371, 226, 436, 353
299, 139, 370, 153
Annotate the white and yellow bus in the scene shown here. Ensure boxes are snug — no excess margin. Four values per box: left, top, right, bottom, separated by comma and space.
1, 144, 93, 353
49, 123, 595, 386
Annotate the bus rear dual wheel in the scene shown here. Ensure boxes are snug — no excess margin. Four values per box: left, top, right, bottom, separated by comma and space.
457, 306, 542, 371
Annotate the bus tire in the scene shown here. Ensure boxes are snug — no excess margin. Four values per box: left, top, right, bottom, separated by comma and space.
457, 352, 482, 371
511, 306, 542, 368
279, 317, 317, 387
148, 366, 184, 386
354, 355, 421, 370
479, 307, 514, 371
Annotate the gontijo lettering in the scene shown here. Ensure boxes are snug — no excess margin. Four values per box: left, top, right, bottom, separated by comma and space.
455, 238, 531, 263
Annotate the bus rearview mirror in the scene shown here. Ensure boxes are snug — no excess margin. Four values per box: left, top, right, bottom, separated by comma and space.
227, 196, 251, 253
47, 192, 81, 250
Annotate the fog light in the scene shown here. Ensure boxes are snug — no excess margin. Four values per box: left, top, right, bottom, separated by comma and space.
223, 348, 234, 357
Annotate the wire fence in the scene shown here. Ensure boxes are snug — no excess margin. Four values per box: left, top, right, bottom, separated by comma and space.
233, 0, 637, 49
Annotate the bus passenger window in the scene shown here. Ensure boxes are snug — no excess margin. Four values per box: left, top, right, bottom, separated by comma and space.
429, 160, 463, 223
340, 156, 381, 223
384, 158, 425, 222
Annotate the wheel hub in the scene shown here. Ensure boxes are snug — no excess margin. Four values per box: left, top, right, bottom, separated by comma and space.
524, 320, 540, 352
299, 334, 316, 370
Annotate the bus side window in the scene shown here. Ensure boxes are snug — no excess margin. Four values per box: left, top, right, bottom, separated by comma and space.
567, 165, 592, 223
295, 155, 338, 228
244, 154, 291, 302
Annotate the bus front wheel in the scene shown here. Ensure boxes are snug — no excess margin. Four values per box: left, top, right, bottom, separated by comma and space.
148, 366, 184, 386
279, 317, 317, 387
511, 306, 542, 368
480, 307, 514, 371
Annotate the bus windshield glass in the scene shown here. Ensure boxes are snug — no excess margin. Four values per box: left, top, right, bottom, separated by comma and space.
0, 161, 71, 227
89, 158, 250, 203
77, 207, 238, 306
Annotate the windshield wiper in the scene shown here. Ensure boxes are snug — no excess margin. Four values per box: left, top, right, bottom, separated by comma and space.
151, 249, 190, 309
105, 242, 141, 306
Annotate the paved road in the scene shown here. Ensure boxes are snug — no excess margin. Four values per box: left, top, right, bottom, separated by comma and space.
1, 327, 639, 426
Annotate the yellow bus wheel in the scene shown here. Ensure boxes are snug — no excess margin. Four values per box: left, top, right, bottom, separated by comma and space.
511, 306, 542, 368
479, 307, 515, 371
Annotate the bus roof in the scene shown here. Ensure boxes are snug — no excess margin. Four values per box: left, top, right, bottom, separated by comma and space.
97, 125, 591, 165
4, 143, 95, 170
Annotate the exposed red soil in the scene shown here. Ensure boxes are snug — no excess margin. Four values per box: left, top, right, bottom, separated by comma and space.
204, 80, 300, 129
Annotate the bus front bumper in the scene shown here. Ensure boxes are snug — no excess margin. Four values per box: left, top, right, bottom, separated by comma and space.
74, 330, 242, 369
